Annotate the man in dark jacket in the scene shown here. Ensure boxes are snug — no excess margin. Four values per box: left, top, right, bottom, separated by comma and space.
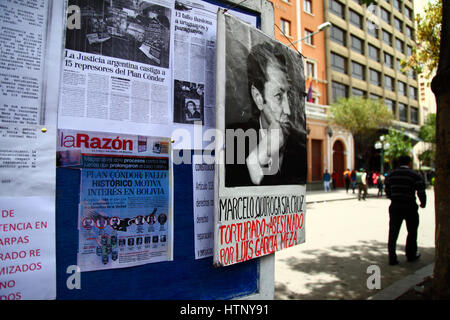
385, 155, 426, 265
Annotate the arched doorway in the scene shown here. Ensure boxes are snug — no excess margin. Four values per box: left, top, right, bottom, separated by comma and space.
333, 140, 345, 188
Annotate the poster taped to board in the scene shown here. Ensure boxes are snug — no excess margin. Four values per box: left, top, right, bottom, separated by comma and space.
214, 11, 307, 267
57, 129, 173, 271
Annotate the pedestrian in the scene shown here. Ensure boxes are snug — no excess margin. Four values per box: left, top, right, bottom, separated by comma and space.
384, 155, 426, 266
372, 171, 378, 187
343, 168, 351, 193
331, 171, 337, 190
377, 173, 385, 197
356, 168, 367, 201
323, 169, 331, 192
351, 169, 357, 193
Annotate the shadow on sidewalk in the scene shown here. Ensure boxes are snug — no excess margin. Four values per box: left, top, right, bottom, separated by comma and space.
275, 240, 434, 300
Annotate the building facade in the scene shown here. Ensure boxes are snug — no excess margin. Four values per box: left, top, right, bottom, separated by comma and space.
300, 0, 354, 187
325, 0, 420, 128
271, 0, 300, 47
271, 0, 425, 186
324, 0, 423, 173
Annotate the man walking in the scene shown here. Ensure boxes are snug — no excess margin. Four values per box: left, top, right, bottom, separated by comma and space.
384, 155, 426, 265
356, 168, 367, 200
323, 169, 331, 192
343, 168, 351, 193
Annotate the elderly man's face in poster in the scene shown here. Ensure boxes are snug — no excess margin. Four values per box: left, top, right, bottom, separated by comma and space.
256, 60, 291, 130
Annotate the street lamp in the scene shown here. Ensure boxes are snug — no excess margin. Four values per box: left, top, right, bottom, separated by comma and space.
374, 135, 390, 174
290, 22, 332, 46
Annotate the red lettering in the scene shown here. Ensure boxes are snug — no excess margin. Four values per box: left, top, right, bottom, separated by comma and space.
35, 221, 47, 229
1, 209, 14, 218
0, 292, 21, 300
76, 134, 89, 148
219, 246, 234, 265
219, 225, 227, 245
61, 132, 75, 147
101, 138, 112, 149
0, 280, 15, 289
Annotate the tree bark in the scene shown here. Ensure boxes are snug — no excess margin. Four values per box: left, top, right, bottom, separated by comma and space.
430, 1, 450, 300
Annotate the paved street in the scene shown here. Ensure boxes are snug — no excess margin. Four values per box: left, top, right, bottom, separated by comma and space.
274, 188, 435, 300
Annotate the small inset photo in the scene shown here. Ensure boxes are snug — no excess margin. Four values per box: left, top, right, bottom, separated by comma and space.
173, 80, 204, 125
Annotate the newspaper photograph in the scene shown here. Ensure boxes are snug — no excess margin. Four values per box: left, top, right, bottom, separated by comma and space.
57, 129, 172, 271
59, 0, 175, 138
214, 12, 307, 267
65, 0, 171, 68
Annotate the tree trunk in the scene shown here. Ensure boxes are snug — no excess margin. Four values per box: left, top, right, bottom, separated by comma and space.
430, 1, 450, 300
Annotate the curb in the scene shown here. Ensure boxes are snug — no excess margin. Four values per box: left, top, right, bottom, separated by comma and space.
306, 193, 381, 204
367, 263, 434, 300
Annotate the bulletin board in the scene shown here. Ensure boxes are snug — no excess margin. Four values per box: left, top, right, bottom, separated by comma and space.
55, 152, 258, 300
0, 0, 273, 300
54, 1, 263, 300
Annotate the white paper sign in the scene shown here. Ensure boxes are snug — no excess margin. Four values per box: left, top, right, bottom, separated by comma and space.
0, 196, 56, 300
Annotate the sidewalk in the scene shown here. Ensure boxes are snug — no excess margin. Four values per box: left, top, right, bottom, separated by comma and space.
297, 187, 435, 300
306, 186, 378, 204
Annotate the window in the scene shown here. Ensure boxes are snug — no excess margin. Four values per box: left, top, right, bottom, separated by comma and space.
381, 7, 390, 23
352, 61, 365, 80
407, 45, 413, 57
393, 0, 402, 11
382, 30, 392, 46
329, 0, 345, 19
399, 103, 408, 122
405, 6, 413, 20
368, 44, 380, 62
408, 69, 416, 80
367, 23, 378, 39
384, 52, 393, 68
304, 29, 314, 45
396, 58, 406, 74
306, 61, 315, 78
331, 52, 347, 74
330, 24, 346, 46
384, 75, 395, 91
394, 17, 403, 32
409, 86, 418, 100
395, 38, 404, 53
411, 107, 418, 124
398, 80, 407, 96
370, 93, 381, 100
280, 19, 291, 37
304, 0, 312, 14
406, 26, 414, 40
385, 98, 396, 115
369, 69, 381, 86
349, 9, 363, 29
350, 35, 364, 54
332, 81, 348, 102
352, 87, 366, 97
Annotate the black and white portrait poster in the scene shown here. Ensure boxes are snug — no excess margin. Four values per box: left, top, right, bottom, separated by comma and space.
213, 11, 307, 267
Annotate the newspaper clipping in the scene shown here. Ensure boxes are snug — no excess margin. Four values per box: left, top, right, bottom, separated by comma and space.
59, 0, 174, 137
173, 0, 216, 127
57, 129, 172, 271
214, 12, 307, 267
